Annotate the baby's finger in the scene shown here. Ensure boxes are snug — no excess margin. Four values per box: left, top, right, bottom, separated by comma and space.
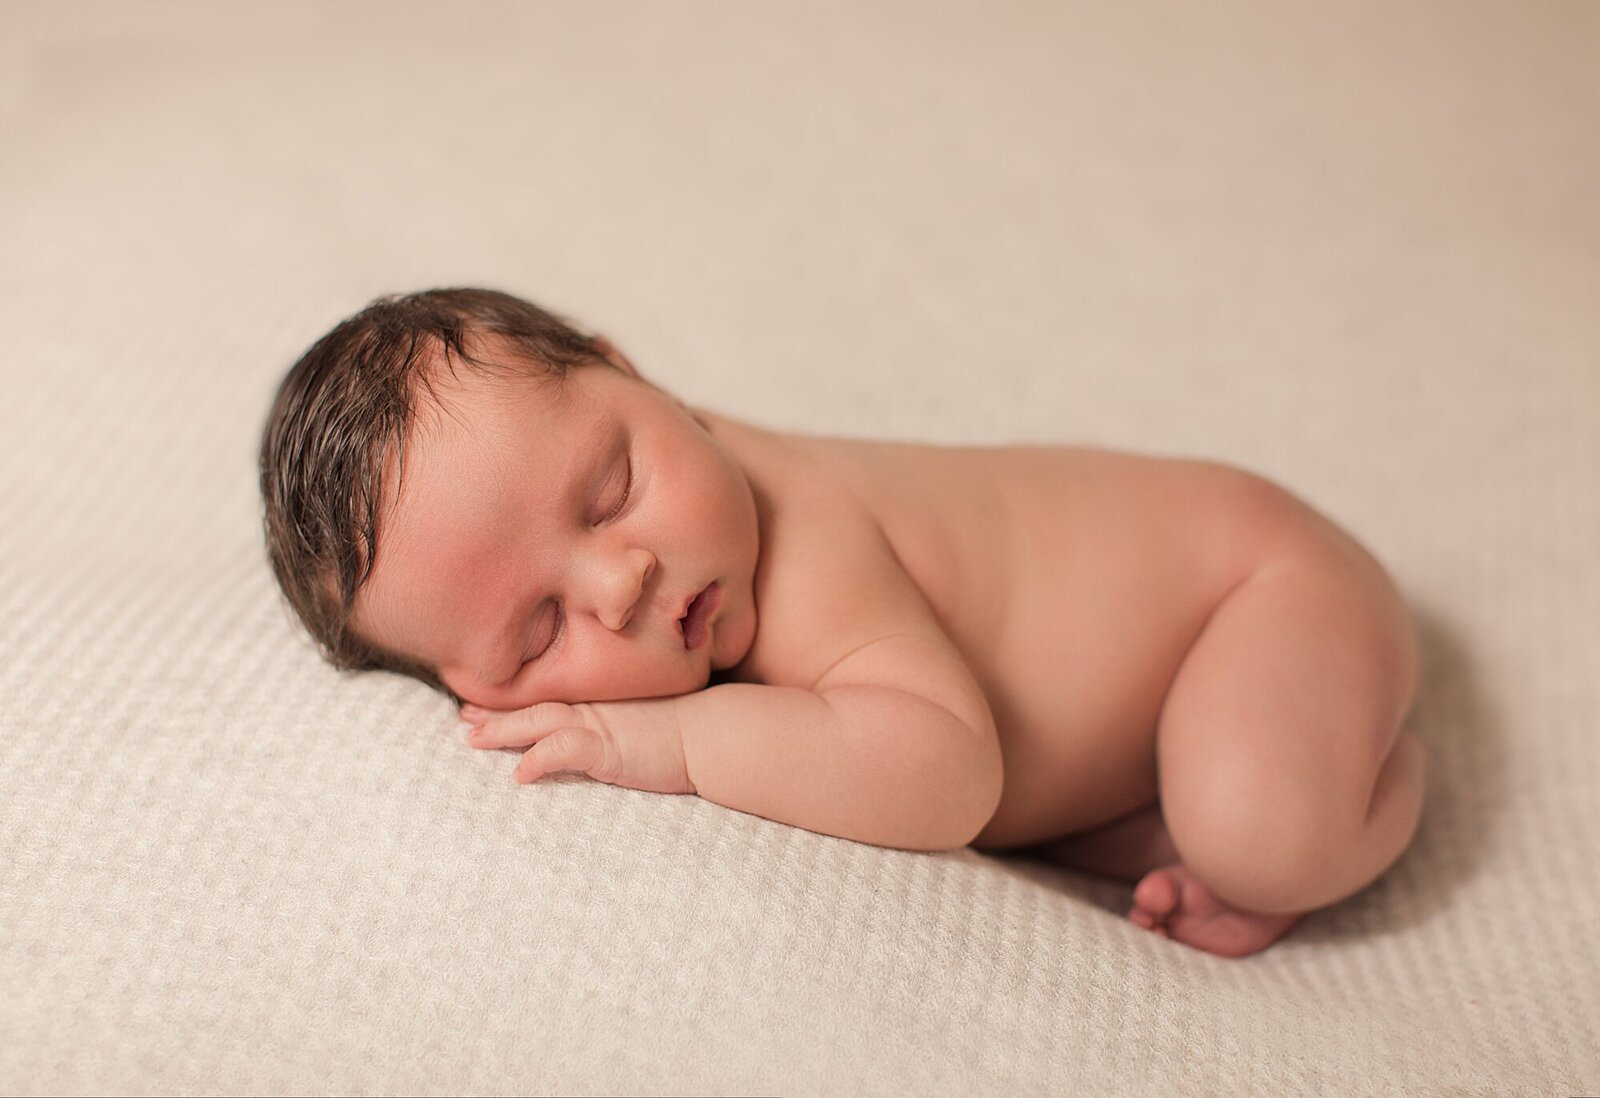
513, 727, 602, 783
459, 702, 515, 722
467, 702, 577, 749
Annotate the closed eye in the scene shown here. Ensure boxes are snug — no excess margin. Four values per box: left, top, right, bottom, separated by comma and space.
598, 451, 635, 524
521, 601, 565, 668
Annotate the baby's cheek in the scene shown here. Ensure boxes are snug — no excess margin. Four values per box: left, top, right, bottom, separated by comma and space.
713, 600, 758, 671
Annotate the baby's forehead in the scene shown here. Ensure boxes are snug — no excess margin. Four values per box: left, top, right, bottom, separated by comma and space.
399, 354, 574, 456
411, 340, 555, 412
387, 360, 615, 508
361, 363, 616, 617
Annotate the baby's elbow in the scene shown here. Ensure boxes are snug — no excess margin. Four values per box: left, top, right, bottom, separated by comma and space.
960, 725, 1006, 848
833, 685, 1005, 852
927, 719, 1004, 852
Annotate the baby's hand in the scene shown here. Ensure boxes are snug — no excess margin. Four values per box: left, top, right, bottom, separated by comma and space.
460, 698, 695, 796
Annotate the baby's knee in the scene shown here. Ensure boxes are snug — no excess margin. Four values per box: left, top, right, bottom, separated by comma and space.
1169, 734, 1426, 916
1169, 785, 1342, 915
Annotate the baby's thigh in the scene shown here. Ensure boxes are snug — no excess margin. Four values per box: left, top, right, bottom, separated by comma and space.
1155, 512, 1421, 892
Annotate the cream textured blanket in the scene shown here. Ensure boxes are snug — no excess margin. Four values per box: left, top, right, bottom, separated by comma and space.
3, 2, 1597, 1094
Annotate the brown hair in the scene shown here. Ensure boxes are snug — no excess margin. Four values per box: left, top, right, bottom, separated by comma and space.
258, 287, 609, 692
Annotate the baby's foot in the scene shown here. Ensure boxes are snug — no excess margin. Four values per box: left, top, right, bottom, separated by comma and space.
1129, 863, 1301, 957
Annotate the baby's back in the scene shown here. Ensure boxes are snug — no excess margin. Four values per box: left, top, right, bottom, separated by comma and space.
703, 412, 1293, 849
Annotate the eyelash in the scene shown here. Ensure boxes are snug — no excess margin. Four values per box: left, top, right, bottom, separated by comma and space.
598, 453, 635, 525
531, 601, 563, 662
523, 453, 634, 669
526, 603, 565, 666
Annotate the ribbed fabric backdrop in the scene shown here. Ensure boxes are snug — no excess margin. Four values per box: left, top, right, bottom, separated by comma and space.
2, 2, 1597, 1094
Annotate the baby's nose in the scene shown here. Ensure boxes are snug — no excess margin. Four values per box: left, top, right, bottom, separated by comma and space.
599, 548, 656, 632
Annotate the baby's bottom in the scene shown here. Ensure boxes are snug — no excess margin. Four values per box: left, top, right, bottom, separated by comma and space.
1040, 513, 1426, 954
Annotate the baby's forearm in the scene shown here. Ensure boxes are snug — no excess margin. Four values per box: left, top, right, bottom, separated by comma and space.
675, 682, 1002, 851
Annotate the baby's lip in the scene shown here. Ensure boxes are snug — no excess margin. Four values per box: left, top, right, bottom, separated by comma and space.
676, 582, 719, 649
675, 587, 704, 622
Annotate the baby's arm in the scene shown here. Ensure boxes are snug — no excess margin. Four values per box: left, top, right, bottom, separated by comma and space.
673, 637, 1000, 851
465, 631, 1002, 851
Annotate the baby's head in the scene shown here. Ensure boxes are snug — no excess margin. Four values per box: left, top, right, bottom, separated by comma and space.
260, 287, 760, 707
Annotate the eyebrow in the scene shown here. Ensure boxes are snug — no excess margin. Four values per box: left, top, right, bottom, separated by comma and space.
474, 416, 627, 685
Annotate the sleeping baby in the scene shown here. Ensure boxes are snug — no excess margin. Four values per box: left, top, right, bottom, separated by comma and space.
260, 287, 1426, 957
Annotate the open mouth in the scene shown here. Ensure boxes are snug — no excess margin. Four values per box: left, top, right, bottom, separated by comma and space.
677, 582, 721, 651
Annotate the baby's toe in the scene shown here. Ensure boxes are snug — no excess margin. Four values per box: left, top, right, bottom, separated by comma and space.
1130, 866, 1181, 925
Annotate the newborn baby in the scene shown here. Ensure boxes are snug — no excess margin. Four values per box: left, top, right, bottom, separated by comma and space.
260, 287, 1426, 958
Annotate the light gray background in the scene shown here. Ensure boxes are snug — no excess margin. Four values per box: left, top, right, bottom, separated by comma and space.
2, 2, 1597, 1094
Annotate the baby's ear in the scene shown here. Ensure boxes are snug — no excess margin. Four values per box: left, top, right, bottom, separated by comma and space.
591, 335, 641, 379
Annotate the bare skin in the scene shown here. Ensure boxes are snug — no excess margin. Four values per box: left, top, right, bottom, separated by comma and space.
696, 413, 1424, 956
358, 347, 1425, 957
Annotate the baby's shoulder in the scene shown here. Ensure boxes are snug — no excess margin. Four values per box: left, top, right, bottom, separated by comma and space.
699, 409, 894, 558
738, 454, 938, 689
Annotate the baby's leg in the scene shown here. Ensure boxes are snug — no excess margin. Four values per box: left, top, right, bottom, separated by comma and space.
1142, 513, 1425, 953
1031, 801, 1177, 882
